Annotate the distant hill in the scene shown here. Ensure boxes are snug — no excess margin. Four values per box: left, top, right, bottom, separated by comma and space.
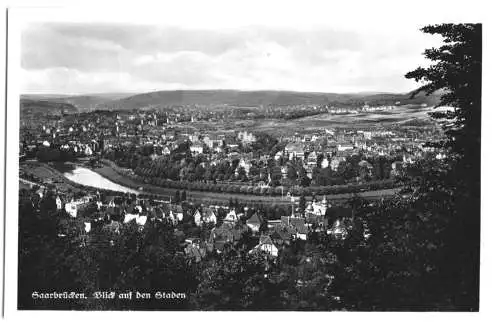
21, 93, 136, 112
98, 90, 347, 109
20, 99, 78, 118
20, 89, 443, 114
99, 89, 443, 110
327, 90, 443, 108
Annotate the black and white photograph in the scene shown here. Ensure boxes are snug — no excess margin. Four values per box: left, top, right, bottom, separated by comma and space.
2, 1, 492, 319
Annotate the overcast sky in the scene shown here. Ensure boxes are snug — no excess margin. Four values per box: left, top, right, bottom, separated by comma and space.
20, 22, 441, 95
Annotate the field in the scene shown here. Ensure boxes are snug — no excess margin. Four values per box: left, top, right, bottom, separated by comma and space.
256, 106, 435, 132
187, 106, 437, 135
19, 161, 85, 193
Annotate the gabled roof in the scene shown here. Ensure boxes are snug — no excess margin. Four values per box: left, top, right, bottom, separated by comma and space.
259, 235, 274, 245
296, 224, 309, 234
290, 217, 305, 228
171, 204, 183, 213
285, 142, 305, 153
224, 209, 238, 221
270, 231, 284, 241
214, 241, 226, 252
247, 212, 264, 226
202, 207, 216, 217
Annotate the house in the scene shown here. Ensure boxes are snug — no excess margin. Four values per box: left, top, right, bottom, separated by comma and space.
403, 154, 415, 164
84, 145, 93, 156
106, 197, 116, 208
64, 196, 93, 218
55, 196, 63, 210
185, 241, 207, 262
295, 224, 309, 240
124, 213, 148, 227
246, 212, 264, 232
391, 161, 404, 176
327, 219, 348, 240
224, 209, 239, 223
190, 142, 204, 155
315, 196, 328, 215
203, 207, 217, 224
321, 157, 330, 169
193, 210, 202, 226
290, 217, 305, 229
231, 223, 251, 241
435, 152, 447, 160
237, 159, 251, 175
162, 146, 171, 155
280, 166, 288, 179
103, 220, 121, 234
36, 187, 45, 198
307, 151, 318, 167
250, 235, 279, 257
267, 219, 282, 228
330, 156, 346, 171
237, 131, 257, 144
169, 204, 184, 222
338, 144, 354, 152
269, 225, 295, 246
194, 207, 217, 226
358, 160, 374, 177
285, 142, 305, 160
209, 223, 236, 253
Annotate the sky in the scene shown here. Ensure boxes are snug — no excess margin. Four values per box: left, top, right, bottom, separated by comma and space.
20, 22, 441, 95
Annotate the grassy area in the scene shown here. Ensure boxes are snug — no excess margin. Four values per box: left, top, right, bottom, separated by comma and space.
20, 161, 86, 194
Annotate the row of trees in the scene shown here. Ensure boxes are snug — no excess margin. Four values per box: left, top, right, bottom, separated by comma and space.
121, 165, 398, 197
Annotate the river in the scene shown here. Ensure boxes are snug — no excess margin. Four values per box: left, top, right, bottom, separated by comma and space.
63, 166, 140, 194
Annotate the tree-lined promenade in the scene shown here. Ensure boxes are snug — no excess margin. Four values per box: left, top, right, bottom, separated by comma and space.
91, 159, 400, 204
20, 158, 400, 206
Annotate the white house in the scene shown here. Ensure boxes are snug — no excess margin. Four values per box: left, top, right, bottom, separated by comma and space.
203, 208, 217, 224
124, 213, 148, 226
238, 131, 257, 144
337, 144, 354, 152
194, 210, 202, 226
280, 166, 288, 179
250, 235, 279, 257
168, 205, 184, 223
84, 145, 93, 156
321, 158, 330, 169
224, 209, 239, 223
330, 156, 346, 171
246, 213, 264, 233
190, 142, 204, 155
55, 196, 63, 210
285, 143, 305, 160
64, 196, 92, 218
194, 207, 217, 226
